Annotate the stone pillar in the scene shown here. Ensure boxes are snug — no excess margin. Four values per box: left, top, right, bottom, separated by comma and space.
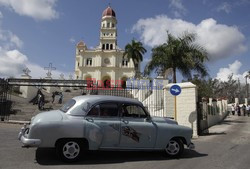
235, 98, 239, 105
245, 98, 248, 105
19, 75, 38, 100
163, 82, 198, 137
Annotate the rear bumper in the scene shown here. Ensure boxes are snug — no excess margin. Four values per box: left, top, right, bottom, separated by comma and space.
18, 125, 41, 147
188, 142, 195, 150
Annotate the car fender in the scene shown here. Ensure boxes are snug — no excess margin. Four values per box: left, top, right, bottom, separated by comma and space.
154, 123, 192, 149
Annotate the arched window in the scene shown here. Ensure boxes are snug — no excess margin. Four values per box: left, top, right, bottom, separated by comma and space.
110, 44, 113, 50
106, 44, 109, 50
122, 58, 128, 66
102, 44, 105, 50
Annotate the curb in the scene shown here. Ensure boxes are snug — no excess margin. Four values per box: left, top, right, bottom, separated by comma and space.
0, 120, 29, 125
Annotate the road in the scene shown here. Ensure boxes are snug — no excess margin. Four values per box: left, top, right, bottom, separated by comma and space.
0, 115, 250, 169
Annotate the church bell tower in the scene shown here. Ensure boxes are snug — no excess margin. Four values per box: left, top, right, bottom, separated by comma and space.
100, 6, 117, 50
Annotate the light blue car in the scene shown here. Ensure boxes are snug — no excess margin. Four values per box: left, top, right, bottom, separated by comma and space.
18, 95, 194, 162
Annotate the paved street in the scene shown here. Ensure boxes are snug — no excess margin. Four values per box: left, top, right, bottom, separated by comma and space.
0, 115, 250, 169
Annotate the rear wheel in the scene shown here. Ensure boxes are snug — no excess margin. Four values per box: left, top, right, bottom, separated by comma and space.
165, 138, 184, 158
56, 139, 83, 162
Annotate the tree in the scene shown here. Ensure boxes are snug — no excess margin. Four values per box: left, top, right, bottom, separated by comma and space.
123, 39, 147, 78
191, 74, 238, 103
144, 32, 209, 83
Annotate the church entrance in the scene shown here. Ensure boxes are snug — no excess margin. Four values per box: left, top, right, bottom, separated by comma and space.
102, 76, 111, 88
121, 76, 127, 89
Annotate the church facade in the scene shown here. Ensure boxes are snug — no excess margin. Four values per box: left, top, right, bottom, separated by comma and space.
74, 6, 138, 85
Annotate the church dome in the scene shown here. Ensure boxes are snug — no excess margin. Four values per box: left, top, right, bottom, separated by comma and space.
102, 6, 116, 17
77, 41, 85, 46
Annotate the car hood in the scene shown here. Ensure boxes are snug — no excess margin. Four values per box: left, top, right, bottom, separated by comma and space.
31, 110, 63, 124
151, 116, 178, 125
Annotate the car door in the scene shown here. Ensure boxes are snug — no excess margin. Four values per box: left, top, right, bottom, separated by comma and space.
85, 102, 121, 148
119, 104, 157, 149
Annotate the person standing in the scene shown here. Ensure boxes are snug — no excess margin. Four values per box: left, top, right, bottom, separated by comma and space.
58, 92, 63, 104
37, 90, 45, 110
52, 92, 55, 103
246, 104, 250, 117
231, 104, 235, 115
242, 104, 246, 116
236, 104, 241, 116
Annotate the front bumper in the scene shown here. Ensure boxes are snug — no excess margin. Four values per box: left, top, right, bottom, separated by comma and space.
18, 124, 41, 147
188, 142, 195, 150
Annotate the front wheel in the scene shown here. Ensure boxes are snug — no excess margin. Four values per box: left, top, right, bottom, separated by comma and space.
165, 138, 184, 158
56, 139, 83, 162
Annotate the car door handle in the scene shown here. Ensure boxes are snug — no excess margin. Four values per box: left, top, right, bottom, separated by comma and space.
86, 118, 94, 122
122, 119, 129, 124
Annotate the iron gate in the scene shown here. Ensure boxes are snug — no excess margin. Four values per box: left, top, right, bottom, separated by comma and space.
0, 79, 11, 121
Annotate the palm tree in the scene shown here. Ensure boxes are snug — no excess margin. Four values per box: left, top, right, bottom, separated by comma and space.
144, 32, 209, 83
123, 39, 147, 78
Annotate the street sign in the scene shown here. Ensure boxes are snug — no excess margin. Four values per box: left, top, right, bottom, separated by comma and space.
170, 84, 181, 96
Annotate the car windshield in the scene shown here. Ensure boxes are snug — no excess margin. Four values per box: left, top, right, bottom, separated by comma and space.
60, 99, 76, 113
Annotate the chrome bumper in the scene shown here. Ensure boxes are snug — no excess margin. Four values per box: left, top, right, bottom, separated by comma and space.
18, 124, 41, 147
188, 142, 195, 150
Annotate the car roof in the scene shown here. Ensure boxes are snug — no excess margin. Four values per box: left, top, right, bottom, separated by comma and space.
72, 95, 142, 105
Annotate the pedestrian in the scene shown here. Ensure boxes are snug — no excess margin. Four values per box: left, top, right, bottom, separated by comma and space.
231, 104, 235, 115
37, 90, 45, 110
242, 104, 246, 116
246, 104, 250, 117
236, 104, 241, 116
58, 92, 63, 104
52, 92, 55, 103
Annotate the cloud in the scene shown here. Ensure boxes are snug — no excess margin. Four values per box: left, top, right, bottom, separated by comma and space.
0, 49, 27, 77
69, 37, 75, 43
132, 15, 247, 61
0, 30, 23, 49
0, 0, 59, 21
169, 0, 187, 17
0, 48, 72, 78
215, 60, 248, 83
217, 2, 232, 14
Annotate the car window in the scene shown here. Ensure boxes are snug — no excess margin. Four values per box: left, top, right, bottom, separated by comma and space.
87, 103, 118, 117
122, 104, 147, 118
99, 103, 118, 117
60, 99, 76, 113
87, 105, 100, 116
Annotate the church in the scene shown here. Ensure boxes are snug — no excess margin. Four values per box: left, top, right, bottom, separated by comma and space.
74, 6, 139, 86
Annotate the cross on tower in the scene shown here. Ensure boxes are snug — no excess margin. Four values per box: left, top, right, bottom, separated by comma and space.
23, 67, 31, 76
44, 63, 56, 78
69, 74, 73, 80
60, 73, 64, 79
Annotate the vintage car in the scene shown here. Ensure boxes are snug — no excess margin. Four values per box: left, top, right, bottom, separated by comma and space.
18, 95, 194, 162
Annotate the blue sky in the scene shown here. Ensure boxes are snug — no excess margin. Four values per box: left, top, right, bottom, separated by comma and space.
0, 0, 249, 83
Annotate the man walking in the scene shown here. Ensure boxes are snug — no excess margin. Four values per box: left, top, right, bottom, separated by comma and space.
231, 104, 235, 115
247, 104, 250, 117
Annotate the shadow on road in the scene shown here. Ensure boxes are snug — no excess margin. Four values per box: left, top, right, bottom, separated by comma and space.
36, 148, 208, 165
200, 132, 226, 136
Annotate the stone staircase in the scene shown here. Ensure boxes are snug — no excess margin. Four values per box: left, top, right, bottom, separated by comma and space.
9, 89, 83, 121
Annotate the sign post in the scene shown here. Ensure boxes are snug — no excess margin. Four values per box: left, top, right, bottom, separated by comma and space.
170, 84, 182, 120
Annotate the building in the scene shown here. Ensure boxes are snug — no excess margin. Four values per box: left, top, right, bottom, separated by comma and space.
74, 6, 139, 86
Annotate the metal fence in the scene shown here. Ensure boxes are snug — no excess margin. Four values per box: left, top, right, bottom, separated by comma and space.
2, 78, 166, 121
81, 85, 165, 117
0, 79, 11, 121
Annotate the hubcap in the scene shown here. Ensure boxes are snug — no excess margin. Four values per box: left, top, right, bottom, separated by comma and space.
166, 140, 180, 155
62, 141, 80, 159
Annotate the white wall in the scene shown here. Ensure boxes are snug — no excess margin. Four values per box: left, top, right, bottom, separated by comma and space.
206, 99, 229, 128
164, 82, 198, 137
